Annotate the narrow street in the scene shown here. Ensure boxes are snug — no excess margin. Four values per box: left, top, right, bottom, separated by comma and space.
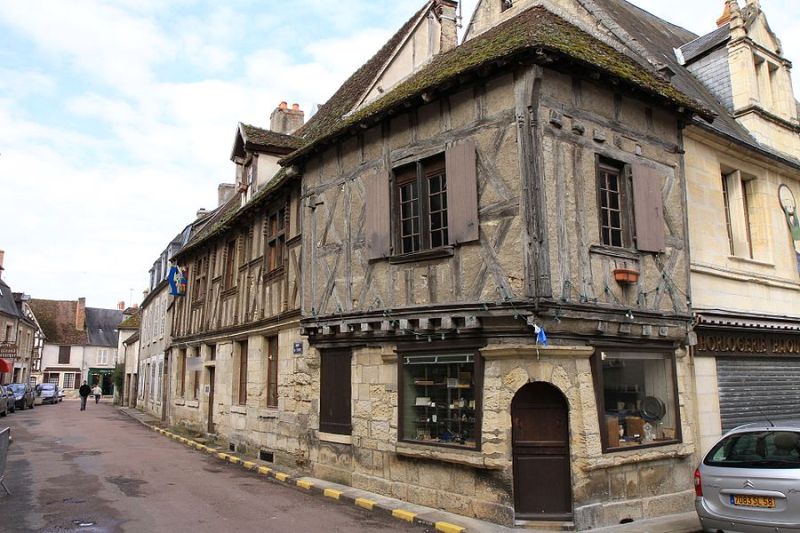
0, 400, 429, 533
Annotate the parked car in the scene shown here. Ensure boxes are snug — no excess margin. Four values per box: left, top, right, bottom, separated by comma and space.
695, 421, 800, 533
7, 383, 35, 410
0, 386, 13, 414
57, 387, 64, 402
35, 383, 60, 405
0, 386, 10, 417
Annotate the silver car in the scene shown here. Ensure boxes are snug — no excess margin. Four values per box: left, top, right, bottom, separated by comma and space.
695, 421, 800, 532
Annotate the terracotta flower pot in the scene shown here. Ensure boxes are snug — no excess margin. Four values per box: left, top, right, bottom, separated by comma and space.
613, 268, 640, 284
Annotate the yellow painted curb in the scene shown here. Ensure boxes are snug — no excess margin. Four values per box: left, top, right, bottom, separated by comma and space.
392, 509, 417, 522
355, 498, 375, 510
257, 466, 272, 475
274, 472, 289, 482
242, 461, 256, 470
323, 488, 342, 500
217, 453, 230, 460
435, 522, 465, 533
228, 456, 241, 465
296, 480, 313, 490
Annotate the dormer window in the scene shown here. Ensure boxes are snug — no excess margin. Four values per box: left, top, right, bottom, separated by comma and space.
501, 0, 513, 12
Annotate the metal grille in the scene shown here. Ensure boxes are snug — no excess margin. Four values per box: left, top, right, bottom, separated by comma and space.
717, 358, 800, 432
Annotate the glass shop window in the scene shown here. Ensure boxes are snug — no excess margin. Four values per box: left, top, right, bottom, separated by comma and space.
595, 351, 681, 451
401, 353, 481, 449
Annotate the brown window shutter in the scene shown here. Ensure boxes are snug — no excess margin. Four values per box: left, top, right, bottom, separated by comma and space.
631, 163, 666, 253
320, 349, 352, 435
364, 170, 391, 260
445, 140, 479, 245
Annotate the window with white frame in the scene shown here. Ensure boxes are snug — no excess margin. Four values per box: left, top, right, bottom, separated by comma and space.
721, 170, 761, 259
97, 349, 109, 365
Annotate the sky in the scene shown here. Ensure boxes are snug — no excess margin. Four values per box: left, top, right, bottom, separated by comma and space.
1, 0, 799, 310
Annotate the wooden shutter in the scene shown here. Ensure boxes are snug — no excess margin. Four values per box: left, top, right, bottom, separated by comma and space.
446, 140, 479, 245
320, 350, 352, 435
364, 170, 391, 260
631, 164, 666, 253
58, 345, 70, 364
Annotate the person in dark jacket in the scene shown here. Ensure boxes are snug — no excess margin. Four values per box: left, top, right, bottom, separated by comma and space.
79, 381, 91, 411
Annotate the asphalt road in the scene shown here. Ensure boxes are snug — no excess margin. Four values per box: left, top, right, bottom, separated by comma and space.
0, 399, 429, 533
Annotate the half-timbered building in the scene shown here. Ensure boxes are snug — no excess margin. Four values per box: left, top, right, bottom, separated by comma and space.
168, 119, 307, 462
278, 0, 709, 528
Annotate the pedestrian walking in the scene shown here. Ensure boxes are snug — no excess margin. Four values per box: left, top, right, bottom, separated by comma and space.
92, 384, 102, 404
78, 381, 91, 411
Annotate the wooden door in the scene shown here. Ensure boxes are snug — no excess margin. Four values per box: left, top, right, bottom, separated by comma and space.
207, 367, 215, 433
512, 382, 572, 521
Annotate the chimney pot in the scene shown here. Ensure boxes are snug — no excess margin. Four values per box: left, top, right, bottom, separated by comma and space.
279, 101, 288, 109
117, 301, 125, 310
292, 103, 300, 110
0, 250, 4, 280
196, 208, 209, 219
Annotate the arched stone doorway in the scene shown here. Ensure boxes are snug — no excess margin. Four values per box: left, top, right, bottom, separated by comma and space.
511, 381, 572, 521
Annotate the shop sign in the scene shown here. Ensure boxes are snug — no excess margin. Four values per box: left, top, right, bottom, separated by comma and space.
697, 333, 800, 356
0, 344, 17, 357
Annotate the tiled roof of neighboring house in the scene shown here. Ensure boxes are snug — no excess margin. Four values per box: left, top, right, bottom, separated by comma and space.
679, 23, 730, 63
118, 310, 141, 330
0, 280, 20, 318
239, 123, 303, 151
28, 299, 89, 346
85, 307, 124, 347
172, 194, 241, 261
590, 0, 800, 169
173, 165, 296, 260
283, 6, 711, 165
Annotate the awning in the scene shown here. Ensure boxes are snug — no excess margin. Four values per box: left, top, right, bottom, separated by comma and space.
43, 367, 82, 373
88, 368, 114, 375
0, 359, 11, 373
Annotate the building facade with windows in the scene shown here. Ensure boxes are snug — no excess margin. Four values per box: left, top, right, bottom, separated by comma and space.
279, 1, 705, 528
0, 284, 37, 385
28, 298, 124, 397
168, 118, 305, 456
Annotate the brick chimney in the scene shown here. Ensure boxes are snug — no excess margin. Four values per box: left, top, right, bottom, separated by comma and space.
218, 183, 236, 206
435, 0, 458, 53
75, 297, 86, 331
0, 250, 4, 280
269, 101, 305, 135
117, 301, 125, 310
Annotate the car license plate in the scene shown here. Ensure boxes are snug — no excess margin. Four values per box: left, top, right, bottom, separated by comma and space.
730, 495, 776, 508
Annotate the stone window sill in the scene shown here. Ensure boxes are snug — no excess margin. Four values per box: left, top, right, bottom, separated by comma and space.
231, 405, 247, 415
394, 441, 505, 470
258, 409, 279, 419
319, 432, 352, 445
728, 255, 775, 268
186, 400, 200, 409
583, 442, 693, 471
174, 398, 186, 406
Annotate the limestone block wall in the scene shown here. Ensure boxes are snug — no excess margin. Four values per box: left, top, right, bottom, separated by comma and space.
170, 325, 313, 469
306, 341, 697, 529
684, 132, 800, 316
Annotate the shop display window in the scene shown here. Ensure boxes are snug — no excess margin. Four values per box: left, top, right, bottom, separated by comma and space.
594, 350, 681, 451
400, 352, 481, 449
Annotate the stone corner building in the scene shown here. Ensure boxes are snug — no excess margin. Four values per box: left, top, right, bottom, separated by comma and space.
161, 0, 800, 530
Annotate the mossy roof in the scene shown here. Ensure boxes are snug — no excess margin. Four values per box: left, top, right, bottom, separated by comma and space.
173, 167, 293, 261
118, 311, 141, 330
239, 123, 303, 150
283, 6, 712, 165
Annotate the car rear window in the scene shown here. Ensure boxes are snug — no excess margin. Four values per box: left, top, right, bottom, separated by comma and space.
705, 431, 800, 468
41, 384, 55, 390
7, 384, 23, 392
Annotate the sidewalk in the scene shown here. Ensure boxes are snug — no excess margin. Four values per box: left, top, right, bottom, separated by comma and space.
119, 407, 701, 533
